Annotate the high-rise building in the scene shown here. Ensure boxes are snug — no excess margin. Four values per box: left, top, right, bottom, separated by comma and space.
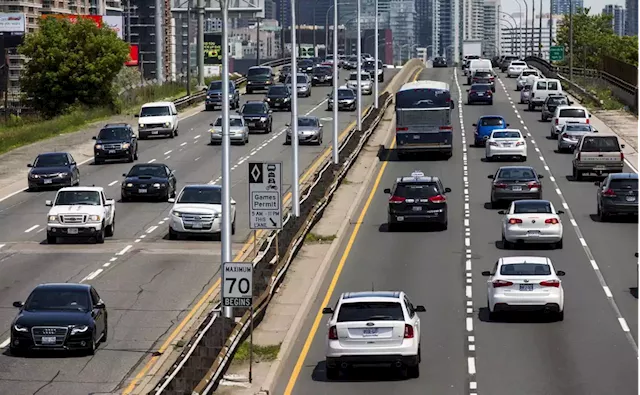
602, 4, 626, 36
552, 0, 583, 15
463, 0, 483, 40
625, 0, 637, 36
389, 0, 416, 62
415, 0, 429, 48
436, 0, 453, 59
482, 0, 498, 56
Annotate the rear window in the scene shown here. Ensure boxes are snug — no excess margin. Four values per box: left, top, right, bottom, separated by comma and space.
474, 71, 491, 77
564, 124, 592, 132
522, 70, 537, 76
548, 81, 559, 90
481, 117, 504, 126
536, 81, 547, 89
581, 136, 621, 152
500, 263, 551, 276
497, 168, 536, 180
511, 62, 526, 66
610, 179, 638, 190
492, 131, 521, 139
559, 109, 586, 118
394, 182, 439, 198
337, 302, 404, 322
471, 84, 492, 90
548, 97, 568, 105
513, 200, 552, 214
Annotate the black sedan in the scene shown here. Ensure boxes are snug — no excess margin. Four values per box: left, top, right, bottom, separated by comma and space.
10, 283, 108, 356
466, 83, 494, 105
121, 163, 177, 201
265, 85, 292, 111
311, 66, 333, 86
27, 152, 80, 191
433, 57, 447, 67
298, 59, 314, 73
238, 101, 273, 133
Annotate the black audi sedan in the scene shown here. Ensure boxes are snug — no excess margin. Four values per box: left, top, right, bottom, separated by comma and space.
93, 123, 138, 164
121, 163, 177, 201
27, 152, 80, 191
466, 83, 494, 105
238, 100, 273, 133
265, 84, 292, 111
9, 283, 108, 356
311, 66, 333, 86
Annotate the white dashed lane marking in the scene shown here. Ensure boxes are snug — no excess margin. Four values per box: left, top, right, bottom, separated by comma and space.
147, 159, 156, 163
24, 225, 39, 233
108, 180, 118, 186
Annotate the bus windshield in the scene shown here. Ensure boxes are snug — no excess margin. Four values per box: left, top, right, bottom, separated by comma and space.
396, 88, 451, 109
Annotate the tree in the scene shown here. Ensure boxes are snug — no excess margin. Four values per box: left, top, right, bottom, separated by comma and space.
19, 17, 130, 117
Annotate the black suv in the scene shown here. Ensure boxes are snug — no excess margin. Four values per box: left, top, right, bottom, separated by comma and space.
311, 66, 333, 86
383, 171, 451, 231
279, 65, 291, 83
265, 84, 292, 111
246, 66, 275, 94
433, 57, 447, 68
93, 123, 138, 164
238, 100, 273, 133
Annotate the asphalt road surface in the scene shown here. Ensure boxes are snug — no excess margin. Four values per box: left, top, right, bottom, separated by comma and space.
0, 67, 399, 395
273, 66, 638, 395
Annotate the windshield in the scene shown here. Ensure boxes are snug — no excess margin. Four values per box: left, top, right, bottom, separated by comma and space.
281, 65, 291, 72
610, 178, 638, 190
177, 187, 222, 204
140, 106, 170, 117
511, 62, 526, 66
497, 168, 536, 180
24, 289, 90, 312
313, 67, 331, 75
214, 117, 243, 127
242, 103, 266, 113
500, 263, 551, 276
394, 183, 439, 198
513, 200, 552, 214
396, 88, 451, 108
34, 154, 68, 168
564, 124, 592, 132
559, 109, 586, 118
349, 74, 370, 80
548, 97, 568, 105
523, 85, 532, 91
248, 67, 270, 76
208, 81, 234, 91
286, 75, 308, 84
268, 86, 288, 95
492, 131, 521, 139
480, 117, 504, 127
337, 89, 355, 99
55, 190, 101, 206
471, 84, 491, 91
581, 136, 621, 152
337, 302, 404, 322
347, 56, 358, 61
98, 128, 129, 140
298, 118, 319, 127
127, 165, 166, 177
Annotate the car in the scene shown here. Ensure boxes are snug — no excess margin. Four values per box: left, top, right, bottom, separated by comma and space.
473, 116, 509, 146
264, 84, 292, 111
168, 184, 236, 240
135, 102, 179, 139
550, 105, 590, 139
516, 69, 541, 90
237, 101, 273, 133
362, 52, 375, 61
285, 73, 312, 97
466, 83, 493, 105
205, 80, 240, 111
346, 71, 373, 95
506, 60, 528, 77
433, 56, 447, 67
482, 256, 566, 320
595, 173, 638, 220
343, 55, 359, 70
285, 116, 324, 145
297, 58, 315, 73
462, 55, 480, 75
499, 199, 564, 249
327, 87, 357, 111
541, 94, 571, 121
485, 129, 527, 162
210, 115, 250, 145
279, 65, 291, 83
321, 291, 426, 379
363, 60, 384, 82
467, 59, 492, 84
488, 166, 544, 207
519, 83, 533, 104
93, 123, 138, 164
9, 283, 108, 356
470, 69, 495, 91
121, 163, 177, 202
46, 186, 115, 244
528, 78, 563, 111
556, 122, 597, 152
27, 152, 80, 191
500, 55, 520, 72
246, 66, 275, 93
572, 134, 625, 180
383, 170, 451, 230
311, 65, 334, 86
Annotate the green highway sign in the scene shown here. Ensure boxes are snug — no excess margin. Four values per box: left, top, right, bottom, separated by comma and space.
550, 46, 564, 61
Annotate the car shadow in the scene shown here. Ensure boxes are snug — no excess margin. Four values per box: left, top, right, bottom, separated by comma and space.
589, 213, 638, 223
2, 347, 92, 358
483, 202, 509, 210
494, 240, 558, 250
39, 237, 100, 245
480, 157, 525, 163
379, 223, 445, 233
630, 287, 638, 299
162, 232, 221, 242
376, 145, 450, 162
311, 360, 409, 383
565, 174, 605, 182
478, 307, 560, 323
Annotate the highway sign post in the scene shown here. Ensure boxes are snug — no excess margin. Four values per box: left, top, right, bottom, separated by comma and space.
550, 46, 564, 62
249, 162, 282, 230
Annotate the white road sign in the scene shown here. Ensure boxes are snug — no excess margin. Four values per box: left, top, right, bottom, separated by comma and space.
249, 162, 282, 229
222, 262, 253, 307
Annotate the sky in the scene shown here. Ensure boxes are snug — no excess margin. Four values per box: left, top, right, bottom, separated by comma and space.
500, 0, 626, 15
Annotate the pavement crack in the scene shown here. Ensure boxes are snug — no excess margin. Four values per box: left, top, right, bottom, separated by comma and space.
31, 370, 60, 395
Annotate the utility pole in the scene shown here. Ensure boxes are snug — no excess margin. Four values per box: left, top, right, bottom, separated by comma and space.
538, 0, 542, 57
256, 18, 261, 65
332, 0, 338, 164
197, 0, 205, 87
531, 0, 535, 57
154, 0, 163, 82
569, 0, 573, 80
291, 0, 300, 217
549, 0, 554, 54
186, 0, 192, 95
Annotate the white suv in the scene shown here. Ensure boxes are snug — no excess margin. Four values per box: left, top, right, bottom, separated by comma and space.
322, 291, 425, 379
135, 101, 180, 139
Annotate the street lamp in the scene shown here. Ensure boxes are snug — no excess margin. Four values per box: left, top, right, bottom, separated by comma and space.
331, 0, 339, 163
499, 19, 517, 54
291, 0, 300, 216
325, 2, 349, 58
356, 0, 362, 132
373, 0, 379, 109
515, 0, 528, 55
499, 12, 521, 56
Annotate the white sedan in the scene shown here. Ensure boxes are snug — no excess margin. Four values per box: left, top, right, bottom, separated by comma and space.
482, 256, 566, 321
507, 61, 528, 77
499, 199, 564, 249
485, 129, 528, 162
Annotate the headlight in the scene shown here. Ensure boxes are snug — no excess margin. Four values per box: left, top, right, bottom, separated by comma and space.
95, 144, 102, 150
30, 173, 39, 179
48, 215, 57, 222
89, 215, 101, 221
139, 124, 145, 128
71, 325, 88, 335
122, 143, 131, 149
284, 97, 290, 101
260, 117, 267, 122
153, 183, 165, 188
206, 95, 211, 99
57, 172, 67, 178
172, 211, 183, 217
164, 122, 171, 128
13, 324, 28, 332
126, 183, 133, 187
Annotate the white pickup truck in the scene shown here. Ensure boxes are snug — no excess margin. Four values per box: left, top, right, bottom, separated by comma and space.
46, 186, 116, 244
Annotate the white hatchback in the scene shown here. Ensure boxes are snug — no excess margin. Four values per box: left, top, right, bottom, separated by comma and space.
507, 61, 528, 77
482, 256, 566, 321
499, 199, 564, 249
485, 129, 528, 162
168, 184, 236, 239
322, 291, 425, 379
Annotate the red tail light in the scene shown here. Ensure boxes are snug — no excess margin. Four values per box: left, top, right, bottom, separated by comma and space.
328, 326, 338, 340
539, 279, 561, 287
586, 118, 590, 124
404, 324, 414, 338
396, 127, 408, 131
486, 91, 492, 95
555, 119, 559, 125
528, 181, 541, 189
428, 194, 446, 203
545, 218, 559, 224
389, 195, 406, 203
490, 76, 495, 81
508, 218, 523, 224
489, 141, 499, 146
440, 126, 453, 130
492, 280, 513, 288
516, 141, 525, 146
621, 152, 624, 161
603, 188, 616, 197
494, 183, 507, 188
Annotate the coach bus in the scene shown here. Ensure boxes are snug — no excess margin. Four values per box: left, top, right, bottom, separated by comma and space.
394, 80, 455, 159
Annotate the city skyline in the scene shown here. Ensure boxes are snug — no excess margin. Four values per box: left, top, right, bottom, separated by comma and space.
500, 0, 626, 15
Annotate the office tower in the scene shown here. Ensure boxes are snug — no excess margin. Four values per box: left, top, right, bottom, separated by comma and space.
625, 0, 637, 36
483, 0, 498, 56
552, 0, 583, 15
602, 4, 626, 36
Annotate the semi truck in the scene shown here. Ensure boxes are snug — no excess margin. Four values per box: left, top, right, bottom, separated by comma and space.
462, 40, 483, 58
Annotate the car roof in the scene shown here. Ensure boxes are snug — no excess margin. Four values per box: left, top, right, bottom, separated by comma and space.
216, 114, 243, 120
141, 101, 173, 107
38, 152, 69, 157
341, 291, 403, 300
34, 283, 91, 291
183, 184, 222, 190
249, 65, 271, 69
479, 115, 505, 120
497, 165, 536, 171
556, 104, 586, 110
58, 186, 104, 192
396, 171, 440, 183
132, 162, 164, 167
104, 123, 130, 127
609, 172, 638, 179
499, 256, 549, 265
491, 128, 522, 134
245, 100, 266, 105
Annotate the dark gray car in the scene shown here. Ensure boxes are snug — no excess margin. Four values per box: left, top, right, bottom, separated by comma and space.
285, 116, 324, 145
488, 166, 544, 207
595, 173, 638, 221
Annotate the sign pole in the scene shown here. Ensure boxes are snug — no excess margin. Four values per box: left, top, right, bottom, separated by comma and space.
275, 232, 279, 264
253, 230, 257, 259
249, 303, 254, 383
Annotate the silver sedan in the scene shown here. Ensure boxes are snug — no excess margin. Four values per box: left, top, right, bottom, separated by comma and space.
285, 116, 324, 145
285, 74, 312, 97
210, 115, 249, 145
557, 123, 597, 152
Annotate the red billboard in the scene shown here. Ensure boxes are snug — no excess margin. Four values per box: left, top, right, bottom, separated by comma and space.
126, 44, 139, 67
41, 14, 103, 27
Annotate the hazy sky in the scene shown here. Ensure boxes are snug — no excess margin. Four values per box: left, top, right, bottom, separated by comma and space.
500, 0, 626, 15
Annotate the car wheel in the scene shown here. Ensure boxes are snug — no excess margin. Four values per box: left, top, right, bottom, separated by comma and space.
487, 299, 498, 321
440, 220, 448, 231
105, 217, 115, 237
101, 318, 108, 342
169, 227, 179, 240
47, 233, 57, 244
555, 239, 563, 249
95, 227, 105, 244
87, 335, 96, 356
556, 310, 565, 321
407, 362, 420, 378
326, 366, 340, 380
502, 233, 511, 249
170, 130, 175, 139
572, 166, 582, 181
134, 150, 139, 160
94, 158, 103, 165
528, 103, 533, 111
489, 100, 493, 105
598, 206, 608, 222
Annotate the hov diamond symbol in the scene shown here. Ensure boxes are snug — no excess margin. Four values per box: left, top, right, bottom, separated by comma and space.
249, 163, 262, 183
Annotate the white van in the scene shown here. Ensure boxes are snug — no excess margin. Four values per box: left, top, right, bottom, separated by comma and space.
467, 59, 493, 84
136, 101, 180, 139
528, 78, 562, 111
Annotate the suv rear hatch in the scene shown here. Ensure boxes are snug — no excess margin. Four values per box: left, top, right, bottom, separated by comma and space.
389, 181, 445, 216
557, 108, 588, 128
605, 178, 638, 204
335, 301, 406, 348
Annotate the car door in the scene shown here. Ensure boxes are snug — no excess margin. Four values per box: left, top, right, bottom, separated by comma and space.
486, 260, 500, 305
100, 191, 112, 221
90, 287, 105, 337
128, 126, 137, 153
67, 154, 79, 181
165, 165, 176, 191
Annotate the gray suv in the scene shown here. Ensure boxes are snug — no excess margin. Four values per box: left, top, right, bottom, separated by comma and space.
595, 173, 638, 221
488, 166, 544, 207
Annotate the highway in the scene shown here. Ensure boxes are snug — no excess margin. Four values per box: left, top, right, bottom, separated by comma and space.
273, 66, 638, 395
0, 67, 399, 395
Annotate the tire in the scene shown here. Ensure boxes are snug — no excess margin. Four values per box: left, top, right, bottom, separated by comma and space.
326, 366, 340, 380
440, 220, 448, 231
169, 227, 178, 240
105, 217, 115, 237
95, 227, 105, 244
87, 335, 96, 356
134, 150, 139, 160
232, 216, 236, 235
205, 105, 213, 111
407, 362, 420, 378
9, 345, 24, 357
502, 233, 511, 249
556, 311, 565, 321
170, 130, 175, 139
528, 103, 533, 111
489, 100, 493, 105
101, 318, 108, 342
128, 152, 134, 163
598, 205, 608, 222
247, 88, 253, 94
47, 233, 56, 244
94, 158, 103, 165
520, 156, 527, 162
555, 238, 563, 249
572, 166, 582, 181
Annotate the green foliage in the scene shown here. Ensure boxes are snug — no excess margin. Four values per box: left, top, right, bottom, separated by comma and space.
555, 7, 638, 68
18, 17, 130, 117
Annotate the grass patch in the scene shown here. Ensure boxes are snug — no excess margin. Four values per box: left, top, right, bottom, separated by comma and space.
305, 232, 337, 243
571, 77, 626, 111
233, 342, 280, 363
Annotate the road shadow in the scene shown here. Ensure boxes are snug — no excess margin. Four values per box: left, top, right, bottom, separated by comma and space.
2, 347, 93, 359
311, 360, 410, 383
377, 145, 451, 162
565, 174, 605, 182
39, 237, 101, 245
483, 201, 510, 210
630, 287, 638, 299
478, 307, 560, 323
589, 213, 638, 223
162, 232, 221, 241
494, 240, 558, 250
480, 157, 526, 163
379, 223, 446, 233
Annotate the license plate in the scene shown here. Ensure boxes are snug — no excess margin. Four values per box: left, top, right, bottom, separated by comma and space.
626, 196, 636, 202
44, 179, 52, 184
502, 143, 512, 147
527, 230, 540, 235
477, 93, 484, 96
362, 328, 378, 337
138, 188, 147, 193
520, 284, 534, 291
512, 186, 522, 191
413, 135, 420, 140
412, 206, 422, 211
67, 228, 78, 235
192, 222, 203, 229
152, 131, 158, 135
594, 166, 606, 170
248, 122, 256, 127
41, 336, 57, 345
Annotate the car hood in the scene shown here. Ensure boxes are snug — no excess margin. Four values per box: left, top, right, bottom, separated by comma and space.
124, 175, 168, 184
172, 203, 221, 214
29, 166, 72, 175
267, 94, 290, 98
289, 126, 320, 134
287, 83, 308, 89
95, 139, 129, 145
14, 310, 92, 327
242, 113, 268, 118
138, 115, 173, 124
48, 204, 103, 215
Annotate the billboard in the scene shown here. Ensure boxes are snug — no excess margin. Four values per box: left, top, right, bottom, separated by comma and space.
204, 33, 222, 65
0, 13, 25, 33
42, 14, 103, 27
101, 15, 123, 39
126, 44, 139, 67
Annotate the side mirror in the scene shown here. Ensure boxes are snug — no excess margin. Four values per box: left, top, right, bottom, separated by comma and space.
319, 123, 323, 127
210, 123, 214, 127
635, 253, 638, 258
589, 114, 592, 117
285, 123, 290, 127
322, 307, 334, 314
487, 174, 494, 179
557, 210, 565, 214
466, 89, 470, 92
105, 199, 115, 206
45, 200, 53, 206
134, 114, 140, 118
27, 163, 32, 167
415, 305, 426, 312
523, 135, 528, 138
497, 210, 506, 215
231, 199, 237, 205
94, 301, 106, 309
621, 144, 626, 149
538, 174, 544, 178
592, 129, 598, 133
13, 301, 23, 308
556, 270, 566, 276
506, 123, 510, 127
383, 188, 391, 194
92, 136, 97, 140
444, 187, 451, 193
168, 197, 175, 203
268, 110, 273, 113
569, 100, 574, 105
481, 271, 491, 276
472, 123, 477, 126
122, 173, 127, 177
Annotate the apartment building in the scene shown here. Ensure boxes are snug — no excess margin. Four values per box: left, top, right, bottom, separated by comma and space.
625, 0, 637, 36
482, 0, 498, 56
602, 4, 625, 36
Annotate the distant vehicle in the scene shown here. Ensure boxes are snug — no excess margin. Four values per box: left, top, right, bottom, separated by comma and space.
237, 101, 273, 133
572, 134, 625, 180
285, 116, 324, 145
327, 87, 357, 111
433, 57, 447, 67
205, 80, 240, 111
516, 69, 541, 90
472, 115, 509, 146
500, 55, 520, 72
135, 101, 179, 139
485, 129, 528, 162
10, 283, 108, 355
93, 123, 138, 164
556, 123, 597, 152
246, 66, 275, 94
264, 84, 292, 111
467, 59, 492, 84
488, 166, 543, 207
541, 94, 572, 121
550, 105, 590, 139
528, 79, 563, 111
346, 72, 373, 95
344, 55, 359, 70
279, 65, 291, 83
362, 52, 375, 61
507, 60, 528, 77
121, 163, 177, 201
471, 69, 495, 91
595, 173, 638, 221
168, 184, 236, 239
311, 65, 334, 86
210, 115, 250, 145
27, 152, 80, 191
363, 60, 384, 82
298, 58, 315, 73
466, 83, 493, 105
285, 73, 312, 97
498, 200, 565, 249
520, 84, 533, 104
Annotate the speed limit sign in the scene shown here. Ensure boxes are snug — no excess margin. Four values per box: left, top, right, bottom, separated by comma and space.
222, 262, 253, 307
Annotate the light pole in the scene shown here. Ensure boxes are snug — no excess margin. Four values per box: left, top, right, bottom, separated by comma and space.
538, 0, 542, 57
154, 0, 163, 82
516, 0, 528, 56
373, 0, 379, 109
256, 17, 261, 65
549, 0, 554, 54
197, 0, 205, 87
332, 0, 339, 164
531, 0, 535, 58
500, 19, 516, 54
325, 2, 349, 59
569, 0, 573, 80
291, 0, 300, 216
356, 0, 362, 132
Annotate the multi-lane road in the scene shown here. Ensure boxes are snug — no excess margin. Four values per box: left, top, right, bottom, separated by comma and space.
274, 66, 638, 395
0, 68, 399, 394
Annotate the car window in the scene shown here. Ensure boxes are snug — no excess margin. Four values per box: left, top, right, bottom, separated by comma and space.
471, 84, 492, 90
243, 103, 266, 113
564, 124, 591, 132
248, 67, 270, 76
90, 288, 100, 305
559, 109, 586, 118
298, 118, 319, 127
547, 81, 559, 90
127, 165, 166, 177
513, 200, 552, 214
480, 117, 504, 126
34, 154, 68, 168
523, 84, 532, 90
536, 81, 547, 90
337, 302, 404, 322
177, 187, 222, 204
522, 70, 537, 76
581, 136, 620, 152
24, 289, 91, 312
337, 89, 354, 99
268, 86, 288, 95
547, 97, 567, 105
404, 296, 415, 318
497, 168, 536, 180
609, 178, 638, 190
394, 182, 439, 198
500, 263, 551, 276
98, 128, 130, 140
165, 166, 171, 176
492, 131, 521, 139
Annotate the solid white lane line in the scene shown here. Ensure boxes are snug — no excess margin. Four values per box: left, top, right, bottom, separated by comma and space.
618, 318, 630, 332
116, 244, 133, 255
148, 159, 156, 163
467, 357, 476, 374
24, 225, 39, 233
83, 269, 103, 281
603, 286, 613, 298
0, 338, 9, 348
108, 180, 118, 186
